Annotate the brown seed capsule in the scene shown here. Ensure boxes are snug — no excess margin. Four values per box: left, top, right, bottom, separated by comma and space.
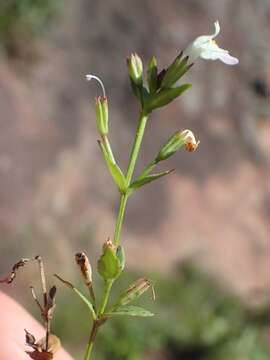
75, 252, 92, 286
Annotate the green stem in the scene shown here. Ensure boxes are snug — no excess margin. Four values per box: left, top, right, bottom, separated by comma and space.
83, 338, 94, 360
84, 320, 99, 360
113, 111, 149, 246
113, 194, 128, 246
84, 279, 112, 360
126, 111, 148, 184
99, 280, 113, 315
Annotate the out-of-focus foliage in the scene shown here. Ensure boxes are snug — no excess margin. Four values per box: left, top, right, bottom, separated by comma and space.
54, 264, 270, 359
0, 0, 61, 57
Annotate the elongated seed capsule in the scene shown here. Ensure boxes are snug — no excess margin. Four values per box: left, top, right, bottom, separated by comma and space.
114, 278, 152, 308
75, 252, 92, 287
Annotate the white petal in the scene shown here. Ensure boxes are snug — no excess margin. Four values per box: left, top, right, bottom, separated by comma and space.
212, 21, 220, 38
193, 21, 221, 47
183, 44, 203, 62
218, 53, 239, 65
200, 41, 226, 52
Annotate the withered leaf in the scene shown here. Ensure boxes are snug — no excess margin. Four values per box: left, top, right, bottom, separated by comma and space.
25, 329, 36, 346
26, 351, 53, 360
36, 335, 61, 355
26, 335, 61, 359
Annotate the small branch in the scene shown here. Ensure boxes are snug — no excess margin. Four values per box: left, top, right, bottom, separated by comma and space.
54, 274, 97, 320
30, 286, 44, 315
54, 274, 74, 289
0, 258, 34, 284
89, 287, 96, 310
35, 255, 48, 307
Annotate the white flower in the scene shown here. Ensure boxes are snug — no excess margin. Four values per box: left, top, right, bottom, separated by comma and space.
183, 21, 239, 65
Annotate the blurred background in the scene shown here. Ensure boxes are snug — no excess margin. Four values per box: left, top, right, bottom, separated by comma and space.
1, 0, 270, 359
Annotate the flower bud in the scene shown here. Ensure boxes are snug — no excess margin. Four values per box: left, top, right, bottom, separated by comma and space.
156, 129, 199, 162
98, 239, 122, 280
102, 238, 115, 252
75, 252, 92, 287
95, 96, 108, 136
161, 53, 192, 89
181, 129, 200, 152
113, 278, 152, 308
127, 53, 143, 86
147, 56, 158, 93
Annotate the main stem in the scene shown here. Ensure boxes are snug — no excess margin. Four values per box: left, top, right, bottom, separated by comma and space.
114, 111, 148, 246
83, 320, 99, 360
84, 110, 149, 360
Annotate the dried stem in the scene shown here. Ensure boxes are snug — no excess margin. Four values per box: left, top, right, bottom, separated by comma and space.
30, 286, 44, 315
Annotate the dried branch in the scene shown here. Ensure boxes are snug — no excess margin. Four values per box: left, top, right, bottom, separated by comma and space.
0, 258, 35, 284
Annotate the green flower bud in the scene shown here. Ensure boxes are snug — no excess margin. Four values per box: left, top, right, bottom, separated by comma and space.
98, 239, 122, 280
127, 53, 143, 86
161, 53, 192, 89
95, 96, 108, 136
156, 129, 199, 162
147, 56, 158, 93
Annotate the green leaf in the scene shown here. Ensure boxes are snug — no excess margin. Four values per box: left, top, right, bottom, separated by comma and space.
145, 84, 192, 112
107, 305, 154, 317
147, 56, 158, 94
98, 140, 127, 193
129, 169, 174, 193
